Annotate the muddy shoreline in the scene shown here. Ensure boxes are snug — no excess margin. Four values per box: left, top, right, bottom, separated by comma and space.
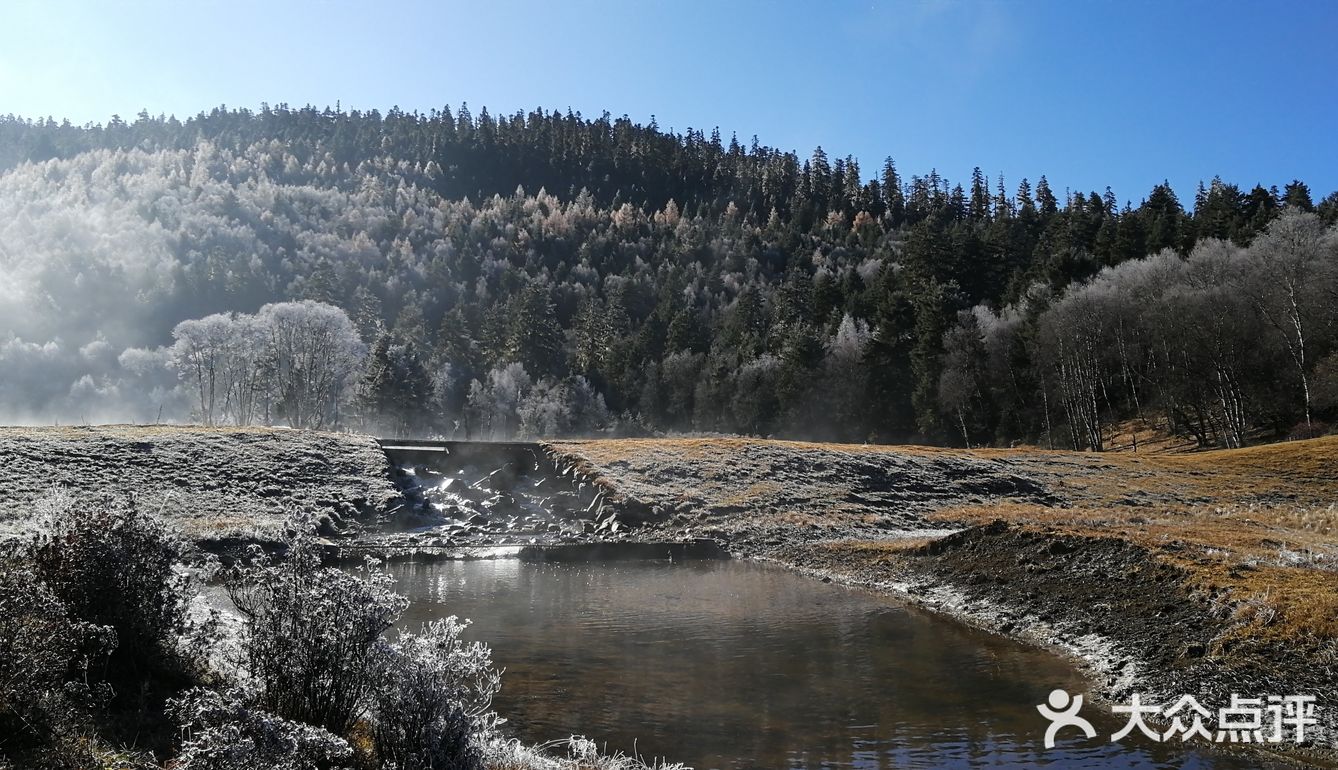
751, 531, 1335, 770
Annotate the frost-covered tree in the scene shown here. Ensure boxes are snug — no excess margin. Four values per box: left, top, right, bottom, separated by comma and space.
1235, 211, 1338, 427
465, 362, 531, 439
516, 378, 570, 438
256, 301, 367, 429
171, 313, 237, 425
824, 314, 872, 438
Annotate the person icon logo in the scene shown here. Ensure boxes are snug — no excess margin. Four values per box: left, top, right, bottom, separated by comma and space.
1037, 688, 1097, 748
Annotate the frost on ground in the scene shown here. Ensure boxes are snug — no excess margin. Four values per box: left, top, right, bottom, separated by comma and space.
0, 425, 398, 543
485, 735, 691, 770
546, 437, 1060, 549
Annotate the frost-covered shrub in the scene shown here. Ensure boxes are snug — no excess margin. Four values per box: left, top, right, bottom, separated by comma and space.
563, 737, 691, 770
168, 688, 351, 770
225, 535, 408, 737
481, 736, 692, 770
0, 564, 113, 754
372, 618, 500, 770
29, 495, 200, 681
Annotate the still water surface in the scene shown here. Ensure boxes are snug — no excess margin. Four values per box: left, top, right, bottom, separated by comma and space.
391, 558, 1273, 770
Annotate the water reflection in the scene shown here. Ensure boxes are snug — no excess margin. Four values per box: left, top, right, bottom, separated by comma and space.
390, 559, 1275, 770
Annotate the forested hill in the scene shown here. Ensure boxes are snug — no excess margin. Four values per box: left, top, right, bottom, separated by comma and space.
1, 105, 1335, 447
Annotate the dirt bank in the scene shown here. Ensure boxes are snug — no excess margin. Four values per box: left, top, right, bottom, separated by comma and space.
0, 425, 399, 544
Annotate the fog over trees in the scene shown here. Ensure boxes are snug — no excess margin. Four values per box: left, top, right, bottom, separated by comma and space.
0, 105, 1335, 445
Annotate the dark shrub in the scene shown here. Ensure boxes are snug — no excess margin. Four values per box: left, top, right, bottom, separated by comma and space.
0, 562, 115, 767
1287, 420, 1331, 441
30, 495, 198, 682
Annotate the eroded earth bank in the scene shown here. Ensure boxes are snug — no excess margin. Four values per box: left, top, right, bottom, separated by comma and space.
1, 426, 1334, 766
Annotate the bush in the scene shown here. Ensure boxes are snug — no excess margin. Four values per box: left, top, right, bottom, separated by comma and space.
2, 493, 212, 766
225, 534, 407, 738
168, 688, 352, 770
30, 494, 199, 681
0, 564, 114, 759
372, 618, 500, 770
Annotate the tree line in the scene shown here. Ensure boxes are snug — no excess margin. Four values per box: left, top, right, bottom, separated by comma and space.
1, 105, 1335, 445
941, 212, 1338, 450
169, 300, 611, 439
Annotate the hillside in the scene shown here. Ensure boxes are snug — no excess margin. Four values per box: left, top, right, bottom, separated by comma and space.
1, 108, 1336, 449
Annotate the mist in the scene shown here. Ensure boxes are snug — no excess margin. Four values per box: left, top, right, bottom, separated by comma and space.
0, 141, 390, 426
0, 148, 188, 423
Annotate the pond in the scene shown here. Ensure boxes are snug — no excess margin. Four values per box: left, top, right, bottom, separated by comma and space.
390, 557, 1277, 770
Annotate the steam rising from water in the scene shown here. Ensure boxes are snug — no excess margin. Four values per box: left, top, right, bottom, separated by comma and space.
0, 148, 203, 423
0, 143, 363, 425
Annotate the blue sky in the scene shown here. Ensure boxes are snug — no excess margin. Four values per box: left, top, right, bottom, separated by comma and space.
2, 0, 1335, 207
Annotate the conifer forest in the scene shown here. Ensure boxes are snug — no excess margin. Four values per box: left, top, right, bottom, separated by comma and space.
2, 105, 1335, 447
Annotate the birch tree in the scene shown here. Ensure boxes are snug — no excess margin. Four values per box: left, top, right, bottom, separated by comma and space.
170, 313, 236, 426
1236, 212, 1335, 427
256, 301, 366, 429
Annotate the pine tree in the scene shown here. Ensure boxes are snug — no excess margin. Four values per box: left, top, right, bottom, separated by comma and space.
1283, 180, 1315, 211
1035, 175, 1059, 218
359, 332, 398, 430
880, 158, 905, 227
969, 167, 990, 222
350, 287, 385, 342
573, 297, 609, 373
507, 285, 565, 377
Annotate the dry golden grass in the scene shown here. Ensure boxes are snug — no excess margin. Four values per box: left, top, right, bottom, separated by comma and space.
976, 435, 1338, 509
927, 495, 1338, 645
552, 435, 963, 465
1156, 435, 1338, 495
559, 434, 1338, 645
720, 480, 784, 507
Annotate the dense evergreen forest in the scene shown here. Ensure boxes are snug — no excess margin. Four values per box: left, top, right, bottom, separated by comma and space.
1, 104, 1335, 447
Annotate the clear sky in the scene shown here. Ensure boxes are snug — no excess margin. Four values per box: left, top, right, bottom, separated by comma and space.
2, 0, 1335, 207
